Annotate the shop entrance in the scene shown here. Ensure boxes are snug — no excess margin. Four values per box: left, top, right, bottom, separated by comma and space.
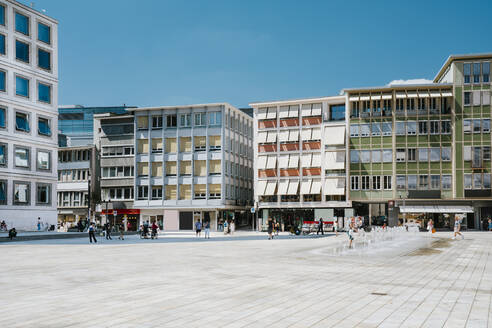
179, 212, 193, 230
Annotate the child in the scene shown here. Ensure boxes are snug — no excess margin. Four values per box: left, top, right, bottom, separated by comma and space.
347, 223, 354, 248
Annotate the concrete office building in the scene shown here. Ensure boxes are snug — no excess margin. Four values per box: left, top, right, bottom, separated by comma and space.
0, 1, 58, 229
346, 53, 492, 230
250, 96, 351, 231
128, 103, 254, 231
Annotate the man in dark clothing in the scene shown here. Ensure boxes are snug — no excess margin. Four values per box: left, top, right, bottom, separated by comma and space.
88, 223, 97, 243
8, 228, 17, 240
317, 218, 324, 235
105, 223, 112, 240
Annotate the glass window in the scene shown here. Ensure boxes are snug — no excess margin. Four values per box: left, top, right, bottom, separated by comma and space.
371, 150, 381, 163
15, 12, 29, 35
15, 76, 29, 97
464, 119, 471, 133
418, 148, 428, 162
383, 176, 392, 190
350, 150, 359, 163
37, 150, 50, 170
464, 63, 471, 84
38, 22, 51, 44
151, 116, 162, 128
383, 149, 392, 163
14, 182, 29, 204
473, 173, 482, 189
483, 147, 491, 161
372, 176, 381, 190
381, 122, 392, 136
0, 180, 6, 205
418, 121, 427, 135
350, 124, 359, 137
442, 147, 451, 161
166, 115, 177, 127
329, 104, 345, 121
407, 175, 417, 189
407, 121, 417, 135
0, 70, 5, 92
484, 173, 491, 189
350, 176, 359, 190
360, 150, 370, 163
36, 184, 51, 205
483, 62, 490, 83
180, 114, 191, 127
396, 121, 405, 135
482, 119, 490, 133
473, 63, 481, 83
0, 143, 6, 166
361, 176, 370, 190
441, 121, 451, 134
473, 119, 481, 133
0, 107, 5, 128
0, 5, 4, 26
464, 146, 472, 161
407, 148, 416, 161
360, 124, 370, 137
419, 175, 428, 190
38, 48, 51, 70
0, 34, 5, 55
371, 122, 381, 136
396, 149, 406, 162
15, 147, 29, 167
16, 40, 29, 63
38, 83, 51, 103
429, 121, 439, 134
195, 113, 206, 126
396, 175, 406, 190
15, 112, 29, 132
430, 148, 440, 162
38, 117, 51, 136
430, 175, 440, 190
464, 174, 472, 189
442, 175, 452, 190
464, 92, 471, 105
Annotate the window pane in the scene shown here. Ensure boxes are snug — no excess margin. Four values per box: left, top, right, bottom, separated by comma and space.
442, 175, 452, 189
38, 23, 51, 44
383, 149, 392, 162
0, 107, 5, 128
37, 151, 50, 170
15, 148, 29, 167
407, 121, 416, 135
407, 175, 417, 189
350, 150, 359, 163
15, 40, 29, 63
16, 113, 29, 132
330, 104, 345, 121
360, 150, 370, 163
14, 183, 29, 203
0, 71, 5, 91
418, 148, 428, 161
430, 148, 440, 161
38, 83, 51, 103
371, 150, 381, 163
16, 76, 29, 97
0, 34, 5, 55
38, 49, 51, 70
15, 13, 29, 35
0, 5, 4, 26
0, 144, 6, 165
441, 147, 451, 161
396, 121, 405, 135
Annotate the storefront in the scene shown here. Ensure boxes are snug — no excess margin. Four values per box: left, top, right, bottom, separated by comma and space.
398, 205, 474, 230
101, 209, 140, 231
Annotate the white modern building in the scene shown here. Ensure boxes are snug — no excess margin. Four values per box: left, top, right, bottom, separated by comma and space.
0, 1, 58, 229
250, 96, 352, 231
128, 103, 254, 231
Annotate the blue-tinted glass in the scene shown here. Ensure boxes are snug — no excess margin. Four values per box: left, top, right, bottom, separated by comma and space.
0, 108, 5, 128
330, 105, 346, 121
0, 5, 5, 26
15, 13, 29, 35
0, 182, 6, 202
0, 145, 5, 165
38, 83, 51, 103
38, 119, 50, 135
38, 23, 50, 44
38, 49, 50, 70
16, 40, 29, 63
0, 71, 5, 91
16, 114, 29, 132
0, 34, 5, 55
16, 76, 29, 97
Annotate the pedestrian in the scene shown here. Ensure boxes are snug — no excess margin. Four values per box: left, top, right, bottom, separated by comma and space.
223, 220, 228, 235
105, 222, 112, 240
204, 221, 210, 239
127, 221, 131, 232
317, 218, 324, 235
488, 218, 492, 231
118, 223, 124, 240
230, 219, 235, 235
347, 223, 354, 248
151, 221, 158, 239
88, 223, 97, 243
227, 220, 231, 235
195, 220, 202, 237
267, 217, 274, 240
8, 227, 17, 240
452, 216, 464, 240
37, 218, 41, 231
333, 219, 338, 237
275, 220, 280, 236
427, 219, 435, 236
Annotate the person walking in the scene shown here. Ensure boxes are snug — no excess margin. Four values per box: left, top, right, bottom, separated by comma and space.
195, 220, 202, 237
204, 221, 210, 239
105, 222, 112, 240
488, 218, 492, 232
151, 221, 159, 239
317, 218, 324, 235
267, 217, 274, 240
88, 223, 97, 243
223, 220, 228, 235
347, 223, 354, 248
453, 216, 464, 240
118, 223, 124, 240
37, 218, 41, 231
333, 219, 338, 237
427, 219, 434, 236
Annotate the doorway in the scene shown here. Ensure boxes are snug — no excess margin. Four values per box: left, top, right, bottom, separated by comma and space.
179, 212, 193, 230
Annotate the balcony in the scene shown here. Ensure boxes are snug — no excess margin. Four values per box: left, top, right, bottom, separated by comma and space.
258, 169, 277, 178
302, 141, 321, 150
279, 118, 299, 127
302, 168, 321, 176
280, 142, 300, 152
258, 144, 277, 153
279, 169, 299, 176
302, 117, 322, 126
258, 120, 277, 129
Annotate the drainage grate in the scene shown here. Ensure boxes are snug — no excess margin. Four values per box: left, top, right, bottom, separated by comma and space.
371, 292, 388, 296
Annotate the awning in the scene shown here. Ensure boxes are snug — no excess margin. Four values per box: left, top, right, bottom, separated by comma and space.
324, 126, 345, 145
418, 91, 429, 98
360, 94, 370, 101
407, 91, 418, 98
257, 156, 267, 169
257, 132, 267, 143
288, 130, 299, 142
311, 154, 321, 167
278, 130, 289, 142
396, 91, 407, 99
287, 180, 299, 195
311, 180, 322, 194
266, 132, 277, 143
399, 205, 474, 213
278, 180, 289, 195
382, 93, 393, 100
311, 128, 321, 140
370, 94, 381, 100
441, 90, 453, 97
288, 155, 299, 168
257, 108, 268, 120
324, 178, 345, 195
300, 180, 312, 194
264, 181, 277, 196
278, 155, 289, 168
266, 107, 277, 119
301, 153, 312, 167
301, 128, 312, 140
430, 90, 441, 98
288, 106, 299, 117
311, 103, 322, 116
266, 156, 276, 169
301, 104, 312, 117
349, 95, 359, 101
279, 106, 289, 118
257, 180, 267, 196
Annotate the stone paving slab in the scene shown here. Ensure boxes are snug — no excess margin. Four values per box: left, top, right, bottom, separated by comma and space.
0, 231, 491, 327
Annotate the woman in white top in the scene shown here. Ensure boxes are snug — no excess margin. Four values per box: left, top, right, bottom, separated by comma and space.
333, 220, 338, 237
427, 219, 434, 235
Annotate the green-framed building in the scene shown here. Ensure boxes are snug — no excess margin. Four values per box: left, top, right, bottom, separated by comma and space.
345, 53, 492, 230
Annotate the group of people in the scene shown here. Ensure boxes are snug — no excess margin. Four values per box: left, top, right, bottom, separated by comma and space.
194, 220, 211, 239
139, 221, 159, 239
266, 218, 281, 240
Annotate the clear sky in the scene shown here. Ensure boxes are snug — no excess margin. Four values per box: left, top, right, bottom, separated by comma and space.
27, 0, 492, 108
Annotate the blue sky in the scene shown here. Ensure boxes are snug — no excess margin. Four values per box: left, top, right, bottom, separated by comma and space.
27, 0, 492, 108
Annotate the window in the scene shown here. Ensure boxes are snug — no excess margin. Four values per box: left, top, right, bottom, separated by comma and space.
482, 119, 490, 133
195, 113, 206, 126
407, 121, 416, 135
464, 119, 471, 133
16, 112, 29, 132
407, 148, 416, 161
429, 121, 439, 135
38, 48, 51, 70
180, 114, 191, 127
483, 147, 491, 161
442, 175, 451, 190
0, 143, 6, 166
38, 117, 51, 136
407, 175, 417, 189
473, 119, 481, 134
429, 148, 440, 162
15, 76, 29, 97
381, 122, 392, 136
208, 111, 222, 126
37, 150, 50, 170
429, 175, 440, 190
418, 121, 427, 135
151, 186, 162, 200
351, 102, 359, 118
371, 149, 381, 163
464, 146, 472, 161
430, 98, 437, 111
464, 174, 472, 189
418, 148, 428, 162
350, 176, 359, 190
38, 82, 51, 103
360, 150, 370, 163
464, 63, 471, 84
383, 149, 392, 162
418, 98, 426, 110
396, 175, 406, 190
138, 186, 148, 199
371, 176, 381, 190
441, 121, 451, 134
0, 180, 6, 205
372, 100, 381, 113
36, 183, 51, 205
350, 124, 359, 137
0, 70, 5, 92
371, 122, 381, 137
419, 175, 428, 190
0, 4, 4, 26
483, 62, 490, 83
15, 40, 29, 63
484, 174, 491, 189
464, 92, 471, 106
407, 98, 415, 111
166, 115, 177, 127
0, 107, 5, 128
396, 99, 404, 112
14, 182, 29, 205
38, 22, 51, 44
0, 34, 5, 55
396, 149, 405, 162
15, 12, 29, 35
483, 92, 491, 106
360, 124, 370, 137
137, 116, 148, 129
473, 63, 481, 83
473, 173, 482, 189
350, 150, 359, 163
152, 116, 162, 129
383, 176, 392, 190
441, 147, 451, 161
330, 104, 345, 121
361, 176, 370, 190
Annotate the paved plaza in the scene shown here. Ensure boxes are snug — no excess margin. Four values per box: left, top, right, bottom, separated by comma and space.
1, 231, 491, 328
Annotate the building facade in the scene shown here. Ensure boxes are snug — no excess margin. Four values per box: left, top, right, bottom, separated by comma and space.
0, 1, 58, 229
346, 53, 492, 230
250, 96, 351, 231
128, 103, 254, 231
